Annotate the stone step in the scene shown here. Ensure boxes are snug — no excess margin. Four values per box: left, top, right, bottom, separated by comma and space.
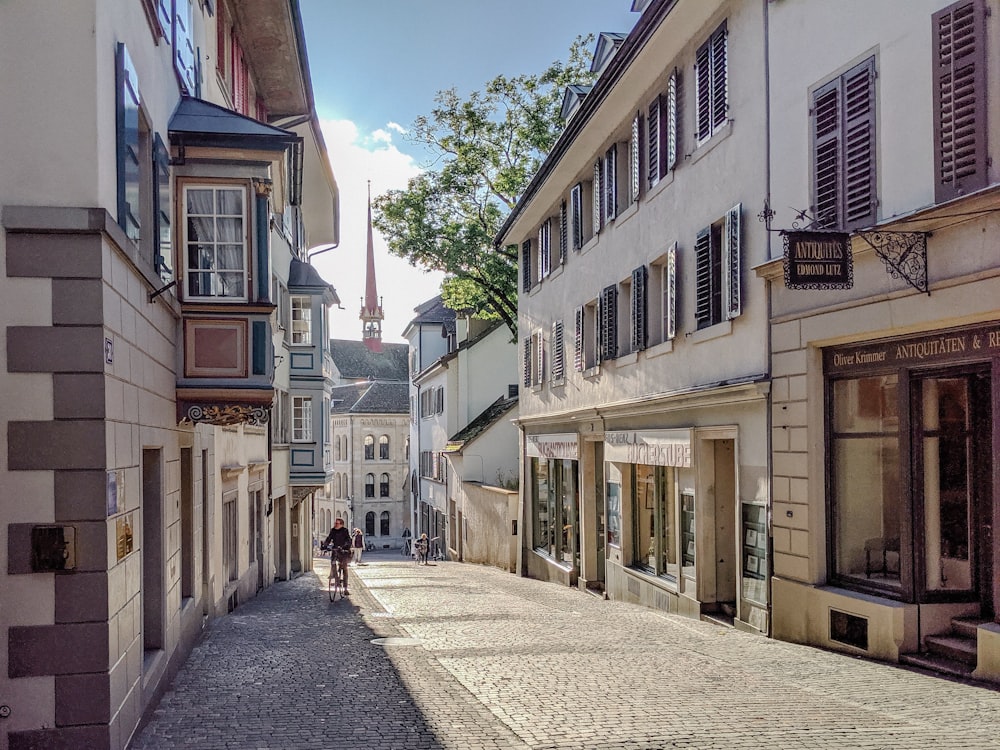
900, 651, 975, 678
925, 634, 978, 666
951, 617, 983, 640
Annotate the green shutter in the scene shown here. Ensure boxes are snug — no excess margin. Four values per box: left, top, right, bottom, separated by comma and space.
115, 43, 141, 241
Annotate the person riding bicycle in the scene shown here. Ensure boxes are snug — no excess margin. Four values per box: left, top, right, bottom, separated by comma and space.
414, 532, 429, 565
322, 519, 353, 594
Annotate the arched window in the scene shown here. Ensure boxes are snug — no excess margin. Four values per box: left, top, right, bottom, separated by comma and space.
334, 437, 341, 461
364, 435, 375, 460
380, 511, 390, 536
365, 473, 375, 498
335, 474, 341, 498
380, 472, 390, 497
365, 511, 376, 537
379, 435, 390, 460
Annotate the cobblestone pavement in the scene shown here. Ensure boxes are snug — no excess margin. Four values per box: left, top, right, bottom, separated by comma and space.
132, 551, 1000, 750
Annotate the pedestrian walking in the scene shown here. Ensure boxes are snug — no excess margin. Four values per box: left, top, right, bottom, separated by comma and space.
414, 532, 429, 564
352, 528, 364, 565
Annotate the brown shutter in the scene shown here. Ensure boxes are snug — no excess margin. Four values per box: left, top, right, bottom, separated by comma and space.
933, 0, 987, 202
631, 265, 648, 352
558, 200, 568, 264
695, 40, 712, 142
647, 96, 661, 186
843, 58, 877, 228
694, 227, 713, 327
574, 306, 585, 372
521, 239, 532, 292
812, 78, 841, 229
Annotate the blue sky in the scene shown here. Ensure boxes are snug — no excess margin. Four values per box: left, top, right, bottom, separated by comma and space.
298, 0, 639, 343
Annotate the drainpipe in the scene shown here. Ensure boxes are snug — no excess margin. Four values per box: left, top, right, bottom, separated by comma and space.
763, 0, 775, 639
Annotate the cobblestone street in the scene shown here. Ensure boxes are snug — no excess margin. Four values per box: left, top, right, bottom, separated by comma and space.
132, 552, 1000, 750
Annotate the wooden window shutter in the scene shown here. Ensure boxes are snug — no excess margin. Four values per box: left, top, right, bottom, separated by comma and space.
630, 114, 641, 203
155, 0, 171, 35
571, 184, 583, 250
534, 330, 545, 385
695, 39, 712, 142
723, 204, 742, 320
605, 145, 618, 221
551, 321, 565, 381
843, 59, 876, 228
522, 337, 532, 387
216, 1, 227, 75
711, 24, 728, 133
521, 239, 532, 292
631, 265, 648, 352
574, 306, 585, 372
539, 221, 551, 279
173, 0, 197, 94
812, 77, 841, 228
558, 201, 568, 264
600, 285, 618, 361
153, 133, 173, 282
592, 161, 603, 235
647, 96, 661, 187
115, 43, 141, 242
933, 0, 987, 202
666, 70, 678, 171
694, 227, 713, 327
666, 243, 677, 340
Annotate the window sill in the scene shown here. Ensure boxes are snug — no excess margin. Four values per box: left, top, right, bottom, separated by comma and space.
688, 320, 732, 344
547, 264, 564, 282
615, 352, 638, 368
579, 234, 600, 258
550, 377, 566, 388
645, 171, 675, 203
614, 201, 639, 228
688, 120, 733, 167
531, 383, 544, 393
625, 565, 679, 594
583, 366, 600, 380
643, 339, 674, 359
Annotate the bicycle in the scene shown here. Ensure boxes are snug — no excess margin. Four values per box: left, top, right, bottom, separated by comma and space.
400, 538, 412, 556
323, 545, 349, 601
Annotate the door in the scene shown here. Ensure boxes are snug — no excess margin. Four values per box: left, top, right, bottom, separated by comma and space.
914, 370, 993, 617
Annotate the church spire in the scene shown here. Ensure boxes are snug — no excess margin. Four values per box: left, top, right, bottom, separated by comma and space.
360, 181, 384, 352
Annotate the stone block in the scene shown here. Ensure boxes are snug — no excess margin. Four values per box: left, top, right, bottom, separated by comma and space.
7, 326, 105, 372
53, 374, 106, 419
8, 420, 105, 471
9, 622, 109, 676
55, 571, 109, 623
55, 672, 111, 725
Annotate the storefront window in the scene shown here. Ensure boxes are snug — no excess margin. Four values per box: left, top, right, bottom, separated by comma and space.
631, 464, 677, 581
532, 457, 579, 568
831, 375, 901, 589
606, 463, 622, 548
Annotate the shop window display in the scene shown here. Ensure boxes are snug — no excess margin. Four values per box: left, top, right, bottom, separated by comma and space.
630, 464, 678, 580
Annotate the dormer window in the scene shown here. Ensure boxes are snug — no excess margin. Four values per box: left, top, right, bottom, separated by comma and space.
183, 183, 248, 300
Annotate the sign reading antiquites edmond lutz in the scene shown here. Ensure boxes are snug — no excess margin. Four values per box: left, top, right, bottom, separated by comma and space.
783, 231, 853, 289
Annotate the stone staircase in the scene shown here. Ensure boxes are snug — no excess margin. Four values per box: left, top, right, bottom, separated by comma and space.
900, 616, 982, 678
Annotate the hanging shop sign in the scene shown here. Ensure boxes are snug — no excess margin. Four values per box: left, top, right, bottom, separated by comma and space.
526, 433, 578, 460
825, 323, 1000, 374
782, 231, 853, 289
604, 429, 692, 467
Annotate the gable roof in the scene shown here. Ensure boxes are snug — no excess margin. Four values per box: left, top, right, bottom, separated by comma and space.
405, 295, 457, 334
445, 395, 518, 452
329, 339, 408, 382
330, 381, 409, 415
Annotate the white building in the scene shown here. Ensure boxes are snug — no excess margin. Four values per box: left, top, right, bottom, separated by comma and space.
405, 300, 519, 559
0, 1, 338, 746
499, 0, 771, 632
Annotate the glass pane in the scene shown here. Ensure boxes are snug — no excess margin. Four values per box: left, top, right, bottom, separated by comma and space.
833, 375, 898, 434
187, 217, 214, 242
606, 469, 622, 548
634, 465, 655, 571
218, 272, 244, 298
680, 490, 695, 574
658, 467, 677, 579
217, 189, 243, 215
923, 378, 972, 591
186, 189, 213, 214
741, 503, 767, 603
187, 272, 211, 297
188, 245, 214, 270
216, 218, 242, 243
833, 436, 901, 588
533, 459, 551, 554
560, 459, 577, 566
217, 244, 244, 270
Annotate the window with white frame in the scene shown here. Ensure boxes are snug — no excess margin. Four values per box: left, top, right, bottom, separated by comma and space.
649, 244, 678, 346
694, 204, 741, 329
379, 435, 390, 460
538, 219, 552, 279
364, 435, 375, 460
291, 296, 312, 344
365, 473, 375, 498
184, 184, 247, 300
648, 69, 679, 189
629, 114, 641, 205
695, 22, 728, 145
575, 299, 600, 372
292, 396, 312, 441
570, 183, 585, 251
603, 144, 618, 223
617, 275, 633, 356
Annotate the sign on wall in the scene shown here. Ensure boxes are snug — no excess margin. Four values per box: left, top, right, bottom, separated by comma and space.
525, 433, 578, 460
782, 231, 853, 289
604, 429, 692, 467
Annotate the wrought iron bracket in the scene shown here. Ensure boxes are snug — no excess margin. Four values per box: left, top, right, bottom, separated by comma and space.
854, 231, 930, 295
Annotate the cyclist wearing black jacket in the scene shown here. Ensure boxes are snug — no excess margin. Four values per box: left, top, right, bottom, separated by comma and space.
323, 519, 353, 592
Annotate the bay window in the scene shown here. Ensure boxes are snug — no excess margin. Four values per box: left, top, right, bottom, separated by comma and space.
291, 396, 312, 442
291, 296, 312, 344
184, 184, 248, 300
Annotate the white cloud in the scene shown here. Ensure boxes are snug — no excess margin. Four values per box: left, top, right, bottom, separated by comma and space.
314, 118, 445, 343
387, 121, 407, 135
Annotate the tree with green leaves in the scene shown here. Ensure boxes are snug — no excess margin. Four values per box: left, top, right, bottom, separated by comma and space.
373, 36, 597, 336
